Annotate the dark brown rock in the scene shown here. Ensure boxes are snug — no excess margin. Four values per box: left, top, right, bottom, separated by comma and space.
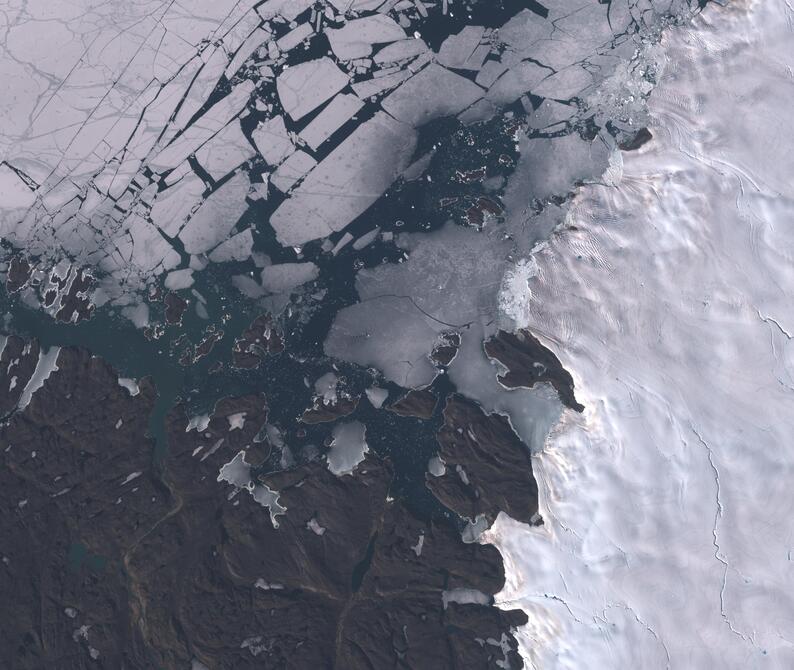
55, 268, 94, 323
0, 335, 40, 415
6, 255, 31, 293
232, 313, 284, 369
428, 394, 539, 526
430, 331, 461, 367
164, 291, 188, 325
619, 127, 653, 151
300, 396, 359, 424
387, 388, 438, 420
0, 341, 529, 669
484, 328, 584, 412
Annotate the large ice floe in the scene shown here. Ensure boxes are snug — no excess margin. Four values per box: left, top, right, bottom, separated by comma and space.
486, 1, 794, 667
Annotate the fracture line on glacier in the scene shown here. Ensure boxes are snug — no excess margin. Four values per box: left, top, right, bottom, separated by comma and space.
690, 425, 758, 647
500, 593, 586, 626
602, 601, 671, 669
757, 309, 794, 340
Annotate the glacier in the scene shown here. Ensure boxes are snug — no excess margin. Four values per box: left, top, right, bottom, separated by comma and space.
487, 2, 794, 667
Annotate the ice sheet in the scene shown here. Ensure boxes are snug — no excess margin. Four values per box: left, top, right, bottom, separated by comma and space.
487, 3, 794, 667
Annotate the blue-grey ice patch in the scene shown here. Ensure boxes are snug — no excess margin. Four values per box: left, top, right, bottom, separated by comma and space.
208, 229, 255, 264
218, 451, 286, 527
260, 262, 319, 295
442, 588, 490, 610
325, 222, 512, 387
327, 420, 369, 476
17, 346, 60, 410
365, 386, 389, 409
164, 269, 194, 291
117, 377, 141, 397
314, 372, 340, 404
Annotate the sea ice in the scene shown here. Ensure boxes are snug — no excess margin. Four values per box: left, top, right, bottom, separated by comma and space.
276, 58, 349, 122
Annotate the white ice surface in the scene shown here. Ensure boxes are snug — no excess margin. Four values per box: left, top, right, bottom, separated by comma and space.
269, 112, 416, 246
117, 377, 140, 397
17, 347, 60, 410
260, 262, 319, 295
326, 15, 406, 61
299, 93, 364, 151
327, 420, 368, 476
486, 3, 794, 668
276, 57, 349, 122
365, 386, 388, 409
178, 172, 250, 255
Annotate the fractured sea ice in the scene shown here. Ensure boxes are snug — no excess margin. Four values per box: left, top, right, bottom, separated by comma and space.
208, 229, 254, 263
381, 63, 484, 127
326, 14, 406, 61
194, 121, 256, 182
437, 26, 488, 71
298, 93, 364, 151
269, 112, 417, 246
276, 57, 349, 122
178, 172, 251, 255
251, 115, 294, 166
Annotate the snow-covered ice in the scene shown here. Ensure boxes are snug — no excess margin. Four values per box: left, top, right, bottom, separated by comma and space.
486, 3, 794, 667
276, 57, 349, 122
327, 420, 369, 476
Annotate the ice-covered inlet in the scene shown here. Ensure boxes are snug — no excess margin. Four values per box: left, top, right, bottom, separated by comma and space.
487, 2, 794, 668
